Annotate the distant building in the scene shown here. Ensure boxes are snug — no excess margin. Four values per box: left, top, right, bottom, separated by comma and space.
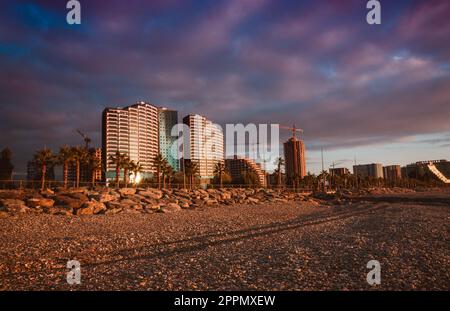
329, 167, 350, 177
383, 165, 401, 181
91, 148, 103, 181
27, 161, 55, 181
402, 160, 450, 183
283, 137, 306, 185
353, 163, 384, 178
102, 102, 159, 180
183, 114, 224, 180
225, 156, 267, 187
159, 107, 179, 171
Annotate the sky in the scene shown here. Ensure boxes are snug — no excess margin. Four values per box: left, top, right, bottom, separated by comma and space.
0, 0, 449, 176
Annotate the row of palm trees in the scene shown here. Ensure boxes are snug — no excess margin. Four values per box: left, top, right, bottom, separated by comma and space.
33, 146, 228, 190
34, 146, 102, 191
108, 152, 206, 189
108, 151, 144, 188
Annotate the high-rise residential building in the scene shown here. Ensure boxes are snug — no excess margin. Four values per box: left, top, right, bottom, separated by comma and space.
102, 102, 159, 180
158, 107, 179, 171
225, 155, 267, 187
283, 137, 306, 185
383, 165, 401, 181
183, 114, 224, 180
353, 163, 384, 178
330, 167, 350, 177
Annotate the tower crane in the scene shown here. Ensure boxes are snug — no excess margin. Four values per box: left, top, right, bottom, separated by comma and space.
76, 129, 91, 150
279, 124, 304, 139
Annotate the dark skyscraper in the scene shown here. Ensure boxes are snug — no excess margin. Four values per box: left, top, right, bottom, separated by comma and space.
158, 107, 179, 171
283, 137, 306, 186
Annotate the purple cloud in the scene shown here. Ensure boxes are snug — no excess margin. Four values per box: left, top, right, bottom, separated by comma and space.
0, 0, 449, 174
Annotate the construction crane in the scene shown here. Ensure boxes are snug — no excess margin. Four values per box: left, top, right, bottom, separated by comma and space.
76, 129, 91, 150
280, 124, 304, 139
330, 160, 347, 170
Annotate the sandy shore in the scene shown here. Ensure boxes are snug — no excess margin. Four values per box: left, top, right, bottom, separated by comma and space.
0, 192, 449, 290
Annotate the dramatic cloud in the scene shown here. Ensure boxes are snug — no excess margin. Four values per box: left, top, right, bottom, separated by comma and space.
0, 0, 449, 175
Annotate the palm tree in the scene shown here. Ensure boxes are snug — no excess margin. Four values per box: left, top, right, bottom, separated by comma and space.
213, 162, 227, 188
184, 160, 199, 190
152, 154, 165, 189
130, 161, 144, 186
318, 170, 329, 192
58, 145, 75, 189
34, 148, 54, 191
166, 166, 175, 189
0, 147, 14, 182
242, 170, 260, 187
108, 151, 128, 188
127, 160, 137, 186
122, 156, 132, 187
275, 157, 285, 188
161, 159, 171, 189
89, 153, 102, 188
71, 146, 89, 188
302, 172, 316, 190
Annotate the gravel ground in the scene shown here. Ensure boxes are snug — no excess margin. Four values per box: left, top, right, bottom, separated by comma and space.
0, 193, 449, 291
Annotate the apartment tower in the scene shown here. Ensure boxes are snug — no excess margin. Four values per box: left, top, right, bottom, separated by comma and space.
283, 137, 306, 185
158, 107, 179, 171
102, 102, 159, 180
183, 114, 224, 180
225, 155, 267, 187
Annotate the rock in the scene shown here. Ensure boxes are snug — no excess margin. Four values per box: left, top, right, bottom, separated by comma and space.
46, 207, 73, 216
123, 207, 141, 214
145, 204, 161, 211
160, 203, 181, 213
54, 196, 85, 210
40, 188, 55, 196
62, 192, 89, 201
89, 193, 117, 203
106, 201, 122, 210
220, 192, 232, 200
138, 189, 163, 200
26, 198, 55, 208
0, 190, 26, 200
0, 211, 9, 218
76, 206, 94, 216
247, 197, 260, 204
77, 201, 106, 215
122, 195, 142, 203
191, 199, 204, 207
105, 207, 123, 215
0, 199, 29, 213
5, 204, 29, 213
0, 199, 26, 208
120, 199, 139, 206
65, 188, 88, 194
119, 188, 136, 196
204, 198, 218, 205
86, 201, 106, 214
180, 202, 191, 209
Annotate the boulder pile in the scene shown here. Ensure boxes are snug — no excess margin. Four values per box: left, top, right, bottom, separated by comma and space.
0, 188, 317, 217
